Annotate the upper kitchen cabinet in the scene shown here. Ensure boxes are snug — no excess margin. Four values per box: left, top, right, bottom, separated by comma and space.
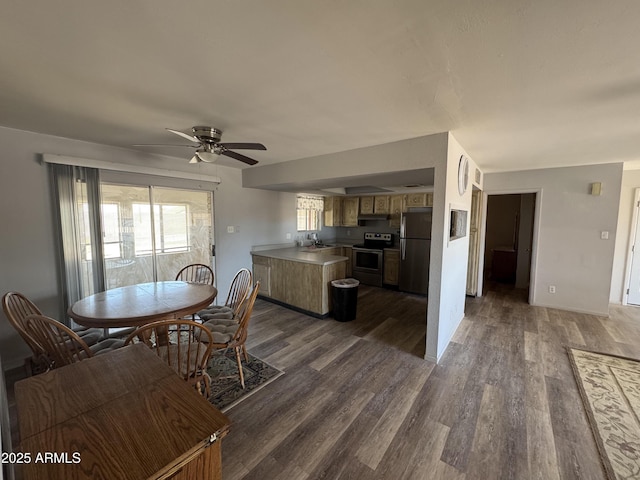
374, 195, 390, 214
406, 193, 427, 208
359, 196, 374, 215
388, 195, 405, 228
324, 196, 343, 227
342, 197, 359, 226
405, 192, 434, 208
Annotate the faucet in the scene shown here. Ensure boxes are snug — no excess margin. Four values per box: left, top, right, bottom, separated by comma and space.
308, 232, 319, 245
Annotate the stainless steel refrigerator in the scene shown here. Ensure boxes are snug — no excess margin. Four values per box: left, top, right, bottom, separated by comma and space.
399, 210, 432, 295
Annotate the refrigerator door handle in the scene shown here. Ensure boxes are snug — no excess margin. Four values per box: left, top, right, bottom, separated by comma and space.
400, 214, 406, 239
401, 238, 406, 260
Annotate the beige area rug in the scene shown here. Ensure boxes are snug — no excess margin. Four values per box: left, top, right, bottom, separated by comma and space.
567, 348, 640, 480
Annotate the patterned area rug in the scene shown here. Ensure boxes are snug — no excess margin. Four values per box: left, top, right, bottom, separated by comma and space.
567, 348, 640, 480
207, 350, 283, 412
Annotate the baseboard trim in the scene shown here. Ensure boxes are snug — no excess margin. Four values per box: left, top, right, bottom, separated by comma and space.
257, 295, 331, 319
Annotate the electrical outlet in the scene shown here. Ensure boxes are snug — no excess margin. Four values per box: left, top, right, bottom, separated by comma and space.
286, 233, 291, 240
549, 285, 556, 294
601, 231, 609, 240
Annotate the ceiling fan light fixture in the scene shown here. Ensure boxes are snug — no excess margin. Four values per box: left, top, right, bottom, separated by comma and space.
195, 146, 220, 163
144, 126, 265, 166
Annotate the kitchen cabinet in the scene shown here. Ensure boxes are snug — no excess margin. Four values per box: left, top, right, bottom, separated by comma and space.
251, 249, 347, 316
405, 192, 434, 208
388, 195, 405, 228
359, 196, 374, 215
343, 246, 353, 276
374, 195, 390, 214
324, 196, 343, 227
426, 192, 433, 207
383, 249, 400, 285
252, 255, 271, 297
342, 197, 359, 226
406, 192, 427, 208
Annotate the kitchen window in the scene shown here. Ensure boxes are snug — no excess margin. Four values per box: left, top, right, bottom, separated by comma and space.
296, 194, 324, 231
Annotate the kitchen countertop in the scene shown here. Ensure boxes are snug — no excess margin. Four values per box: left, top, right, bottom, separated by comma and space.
251, 246, 348, 266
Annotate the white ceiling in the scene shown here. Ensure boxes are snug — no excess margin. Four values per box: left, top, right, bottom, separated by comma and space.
2, 1, 640, 176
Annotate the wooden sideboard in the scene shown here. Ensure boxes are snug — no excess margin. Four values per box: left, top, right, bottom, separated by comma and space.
14, 343, 230, 480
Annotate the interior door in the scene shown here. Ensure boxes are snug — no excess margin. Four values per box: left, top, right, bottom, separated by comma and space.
466, 190, 482, 295
515, 193, 535, 289
627, 191, 640, 305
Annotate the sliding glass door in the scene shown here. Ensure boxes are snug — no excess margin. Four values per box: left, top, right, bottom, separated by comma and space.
79, 184, 214, 290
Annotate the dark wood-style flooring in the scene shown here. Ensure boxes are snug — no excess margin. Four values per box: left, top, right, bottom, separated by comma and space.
7, 283, 640, 479
221, 283, 640, 480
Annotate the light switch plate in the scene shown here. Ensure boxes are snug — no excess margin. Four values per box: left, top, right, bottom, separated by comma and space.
601, 231, 609, 240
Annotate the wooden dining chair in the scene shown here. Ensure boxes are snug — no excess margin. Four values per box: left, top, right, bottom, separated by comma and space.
124, 320, 214, 397
175, 264, 215, 285
2, 291, 120, 373
2, 292, 49, 373
198, 268, 252, 322
23, 314, 95, 369
204, 281, 260, 389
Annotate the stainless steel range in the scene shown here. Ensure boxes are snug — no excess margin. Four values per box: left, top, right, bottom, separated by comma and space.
352, 232, 394, 287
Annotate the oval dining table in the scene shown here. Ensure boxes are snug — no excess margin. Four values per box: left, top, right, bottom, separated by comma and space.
68, 281, 218, 329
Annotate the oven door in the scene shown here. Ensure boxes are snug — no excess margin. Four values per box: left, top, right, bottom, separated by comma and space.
352, 248, 383, 286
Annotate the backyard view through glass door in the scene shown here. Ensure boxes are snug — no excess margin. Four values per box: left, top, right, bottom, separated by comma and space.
80, 184, 214, 290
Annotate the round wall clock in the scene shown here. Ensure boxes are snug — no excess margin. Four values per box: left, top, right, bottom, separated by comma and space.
458, 155, 469, 195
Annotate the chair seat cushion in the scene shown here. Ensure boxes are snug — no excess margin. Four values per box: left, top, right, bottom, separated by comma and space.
203, 318, 237, 328
202, 321, 236, 344
198, 305, 233, 321
90, 338, 125, 355
74, 329, 103, 346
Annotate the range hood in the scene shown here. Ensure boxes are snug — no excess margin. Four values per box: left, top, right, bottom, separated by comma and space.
357, 214, 390, 224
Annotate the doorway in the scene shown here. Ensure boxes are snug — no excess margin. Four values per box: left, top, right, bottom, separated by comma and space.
483, 193, 536, 295
626, 189, 640, 305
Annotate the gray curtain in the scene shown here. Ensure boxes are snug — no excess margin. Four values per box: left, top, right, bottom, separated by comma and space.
49, 164, 105, 324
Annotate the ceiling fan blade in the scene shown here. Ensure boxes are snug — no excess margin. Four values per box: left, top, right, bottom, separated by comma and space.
221, 150, 259, 165
166, 128, 199, 143
189, 155, 200, 164
133, 143, 199, 148
217, 142, 267, 151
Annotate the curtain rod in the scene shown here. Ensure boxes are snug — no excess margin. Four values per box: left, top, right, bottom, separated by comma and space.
41, 154, 221, 184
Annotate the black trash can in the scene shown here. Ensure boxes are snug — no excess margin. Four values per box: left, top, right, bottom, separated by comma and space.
331, 278, 359, 322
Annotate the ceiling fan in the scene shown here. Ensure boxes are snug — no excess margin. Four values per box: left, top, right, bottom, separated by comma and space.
136, 126, 266, 165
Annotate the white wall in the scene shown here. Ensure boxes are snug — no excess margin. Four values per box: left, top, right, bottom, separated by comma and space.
243, 133, 449, 188
484, 163, 623, 316
610, 168, 640, 304
0, 126, 293, 369
426, 134, 479, 362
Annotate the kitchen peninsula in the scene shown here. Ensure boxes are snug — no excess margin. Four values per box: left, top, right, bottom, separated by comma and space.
251, 246, 349, 317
